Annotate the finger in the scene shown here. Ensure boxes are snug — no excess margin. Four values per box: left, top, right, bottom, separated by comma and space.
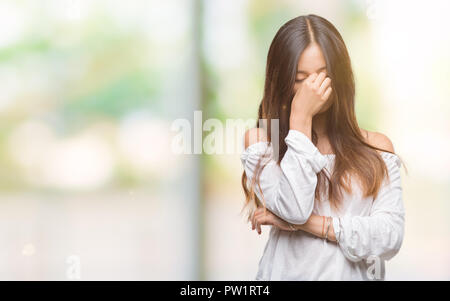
252, 216, 258, 230
253, 218, 259, 234
306, 72, 318, 84
256, 215, 268, 225
318, 77, 331, 95
251, 212, 257, 230
256, 207, 267, 218
253, 209, 262, 221
254, 216, 265, 233
322, 86, 333, 101
313, 72, 326, 89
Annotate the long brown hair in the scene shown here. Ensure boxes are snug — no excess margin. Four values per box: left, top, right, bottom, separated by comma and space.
241, 14, 404, 221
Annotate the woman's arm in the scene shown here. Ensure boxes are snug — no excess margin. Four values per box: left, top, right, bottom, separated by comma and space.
255, 154, 404, 263
291, 214, 337, 242
242, 126, 327, 225
289, 152, 405, 262
332, 153, 404, 262
242, 72, 332, 225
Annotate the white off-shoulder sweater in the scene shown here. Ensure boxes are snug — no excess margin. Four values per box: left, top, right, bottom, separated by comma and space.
240, 129, 405, 280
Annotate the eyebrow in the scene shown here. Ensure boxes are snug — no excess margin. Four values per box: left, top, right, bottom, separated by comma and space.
297, 66, 327, 74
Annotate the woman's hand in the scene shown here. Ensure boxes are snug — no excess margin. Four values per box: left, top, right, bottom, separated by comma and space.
289, 72, 332, 134
251, 207, 296, 234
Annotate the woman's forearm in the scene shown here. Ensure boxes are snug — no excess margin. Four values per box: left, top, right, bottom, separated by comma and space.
292, 214, 337, 242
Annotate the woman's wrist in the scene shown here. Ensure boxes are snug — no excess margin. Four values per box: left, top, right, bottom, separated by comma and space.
290, 214, 337, 242
288, 221, 305, 231
287, 223, 297, 231
289, 114, 313, 140
289, 114, 312, 129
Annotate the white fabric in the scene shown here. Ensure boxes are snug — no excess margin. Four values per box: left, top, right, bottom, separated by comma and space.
240, 129, 405, 280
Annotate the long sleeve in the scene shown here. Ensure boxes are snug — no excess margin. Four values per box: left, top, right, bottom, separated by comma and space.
332, 152, 405, 262
240, 129, 328, 224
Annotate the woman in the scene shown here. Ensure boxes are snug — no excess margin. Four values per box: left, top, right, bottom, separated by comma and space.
240, 14, 406, 280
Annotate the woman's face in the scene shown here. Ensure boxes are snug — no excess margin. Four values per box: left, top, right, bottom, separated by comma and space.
294, 42, 333, 113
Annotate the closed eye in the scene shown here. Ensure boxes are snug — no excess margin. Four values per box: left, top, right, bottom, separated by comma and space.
295, 79, 305, 83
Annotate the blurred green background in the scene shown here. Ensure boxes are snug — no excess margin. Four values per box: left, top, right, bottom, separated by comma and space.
0, 0, 449, 280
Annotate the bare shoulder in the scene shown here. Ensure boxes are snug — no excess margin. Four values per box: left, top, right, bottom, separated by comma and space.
363, 129, 395, 153
244, 128, 268, 149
